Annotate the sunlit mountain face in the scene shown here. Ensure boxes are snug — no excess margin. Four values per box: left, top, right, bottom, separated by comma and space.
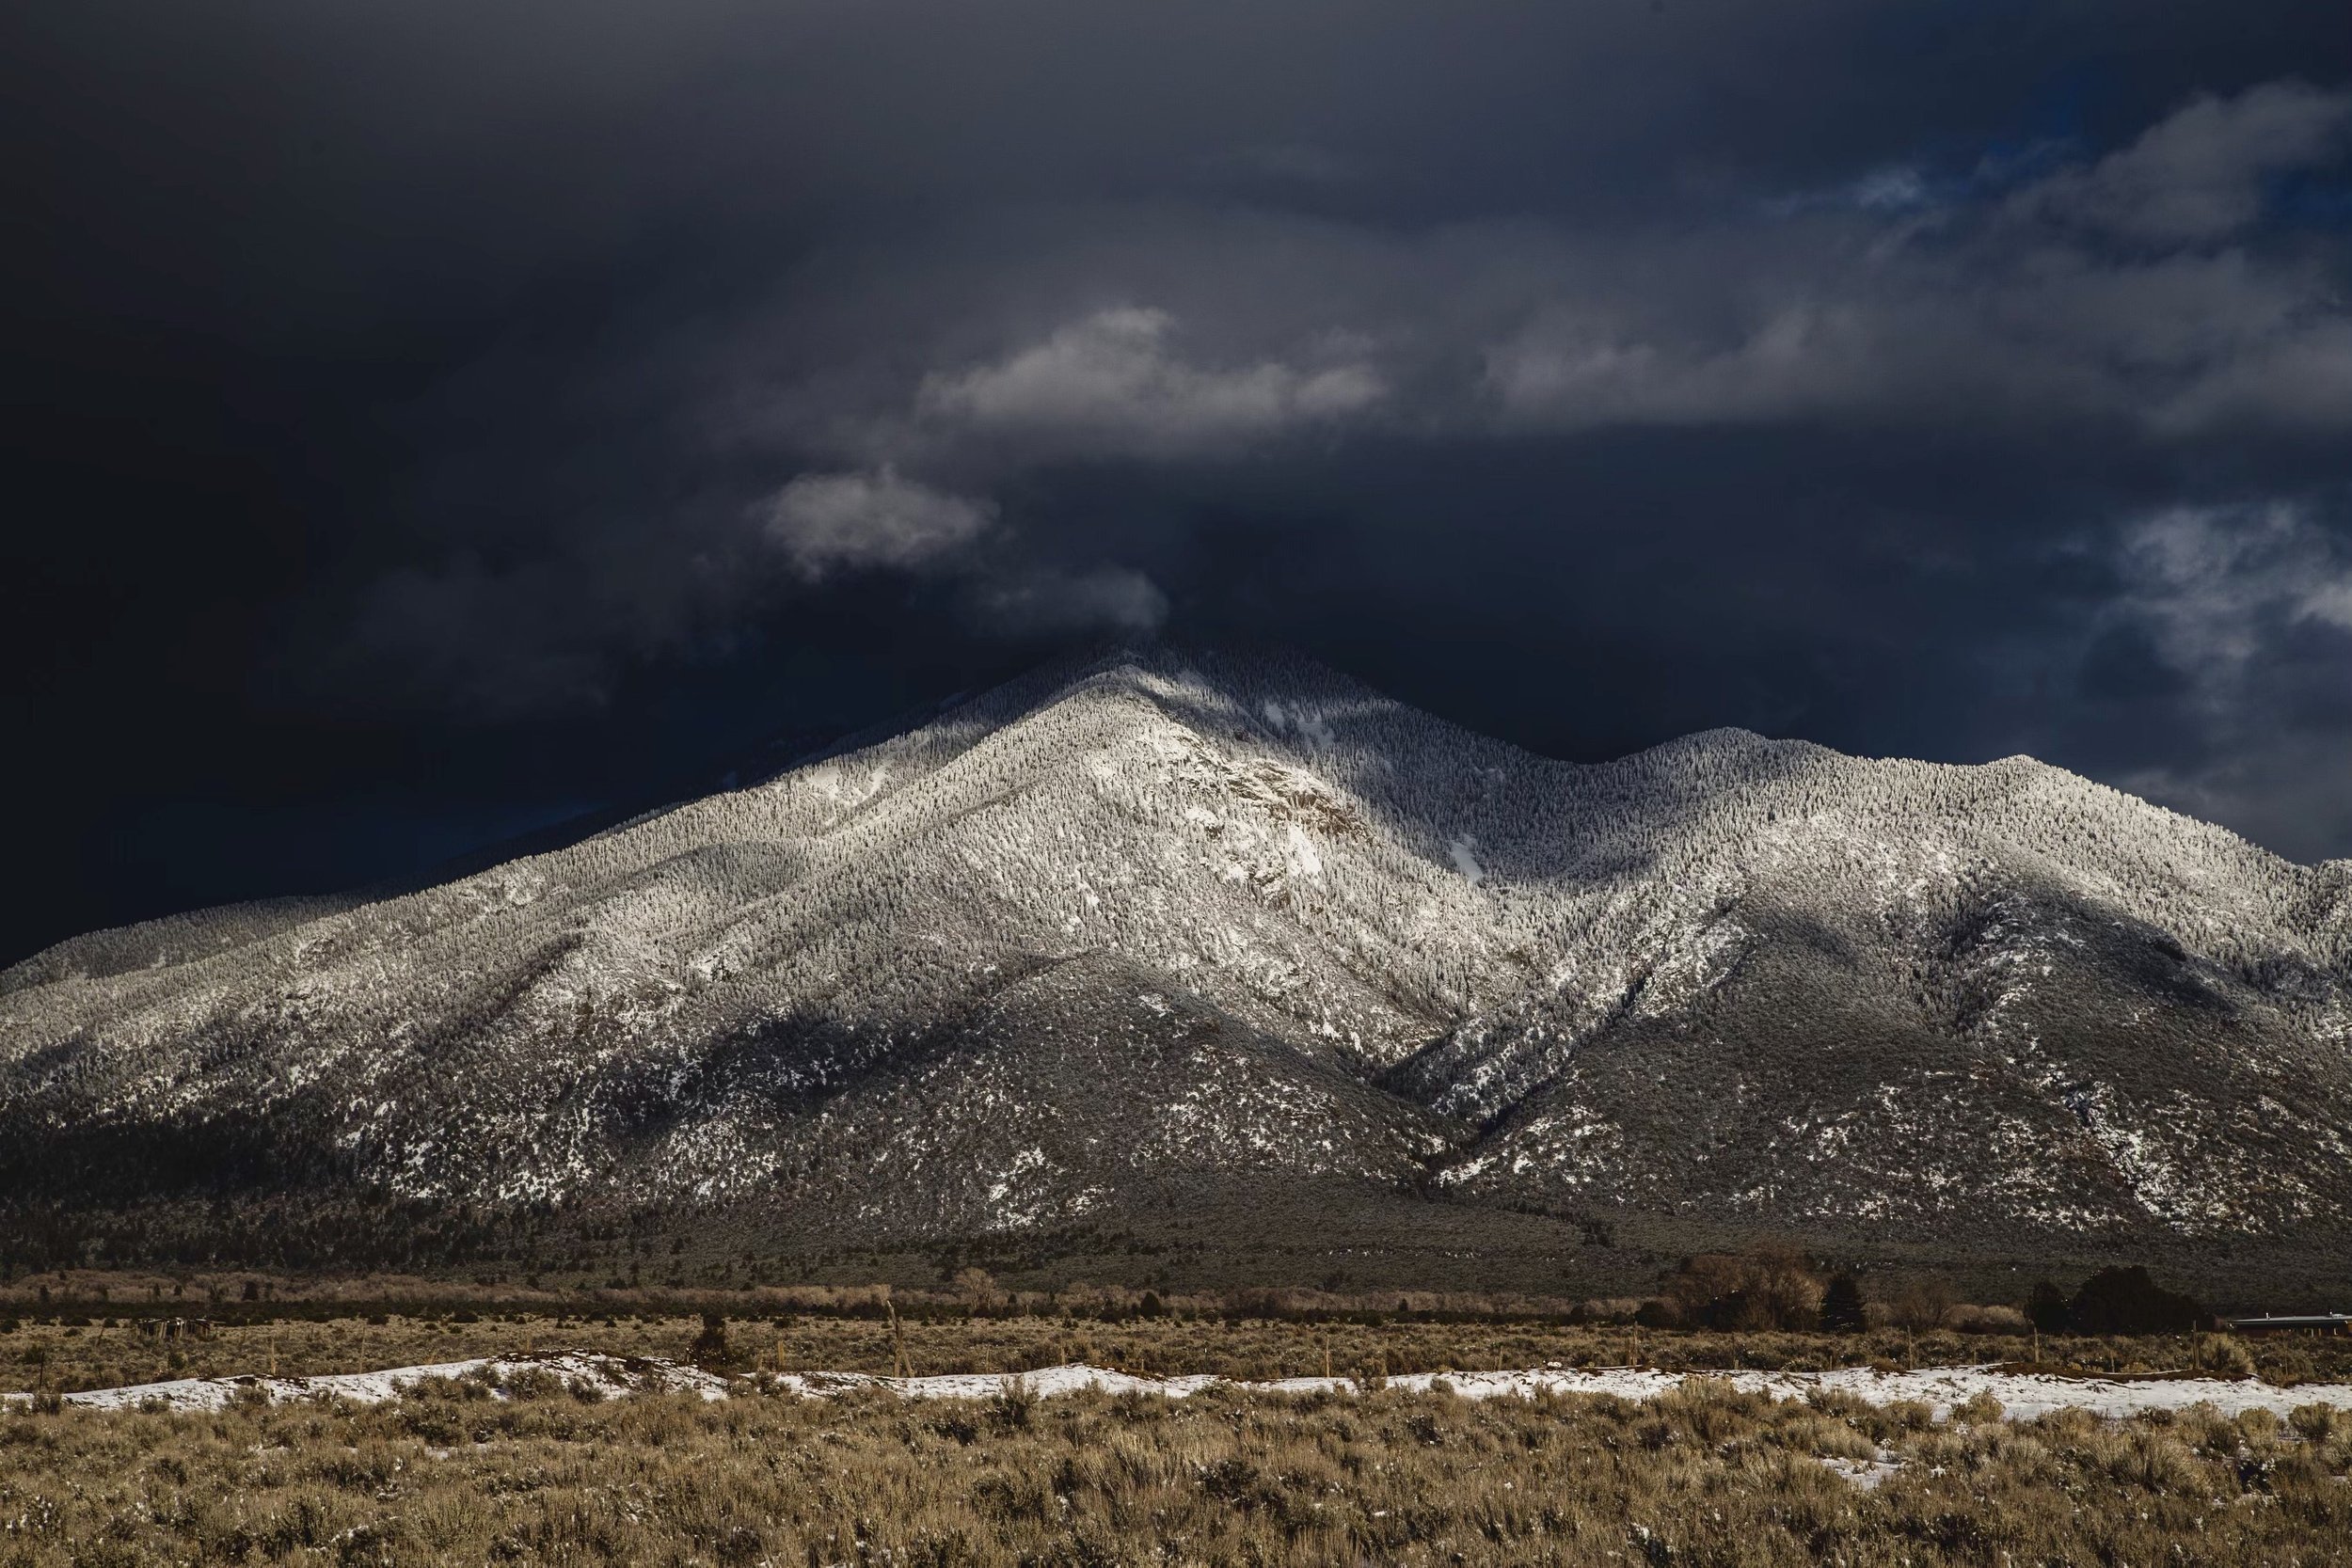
7, 649, 2348, 1285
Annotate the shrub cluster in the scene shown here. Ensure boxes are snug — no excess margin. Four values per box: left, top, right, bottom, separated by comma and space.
2025, 1267, 2214, 1337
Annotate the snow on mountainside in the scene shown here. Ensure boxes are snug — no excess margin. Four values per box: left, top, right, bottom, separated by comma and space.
4, 645, 2351, 1257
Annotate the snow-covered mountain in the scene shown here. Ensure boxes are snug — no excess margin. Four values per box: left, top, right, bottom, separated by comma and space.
6, 646, 2351, 1269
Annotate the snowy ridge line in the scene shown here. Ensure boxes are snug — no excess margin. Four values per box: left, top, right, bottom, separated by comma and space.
9, 644, 2352, 1247
13, 1357, 2352, 1421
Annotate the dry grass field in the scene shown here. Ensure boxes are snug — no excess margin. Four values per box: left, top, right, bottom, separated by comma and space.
5, 1368, 2352, 1566
9, 1275, 2352, 1567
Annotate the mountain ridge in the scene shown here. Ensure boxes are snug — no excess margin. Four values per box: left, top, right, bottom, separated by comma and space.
5, 644, 2349, 1286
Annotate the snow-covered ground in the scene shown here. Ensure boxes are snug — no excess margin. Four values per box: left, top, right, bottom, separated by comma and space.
14, 1357, 2352, 1421
4, 1352, 728, 1413
786, 1363, 2352, 1422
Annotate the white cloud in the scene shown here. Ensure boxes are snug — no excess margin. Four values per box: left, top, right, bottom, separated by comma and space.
723, 85, 2352, 469
916, 307, 1384, 456
763, 467, 996, 579
962, 564, 1169, 637
1483, 299, 1888, 427
762, 466, 1168, 640
2116, 500, 2352, 686
2091, 498, 2352, 862
2024, 81, 2351, 245
1486, 84, 2352, 436
1848, 166, 1932, 213
1766, 163, 1936, 216
2150, 314, 2352, 434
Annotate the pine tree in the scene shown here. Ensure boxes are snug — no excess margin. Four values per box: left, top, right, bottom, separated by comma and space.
1820, 1274, 1867, 1334
2025, 1280, 2069, 1334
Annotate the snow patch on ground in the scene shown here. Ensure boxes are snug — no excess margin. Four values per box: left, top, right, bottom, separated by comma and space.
7, 1354, 726, 1413
1820, 1453, 1903, 1490
20, 1359, 2352, 1422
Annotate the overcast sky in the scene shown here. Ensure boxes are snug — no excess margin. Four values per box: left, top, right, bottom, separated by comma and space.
4, 0, 2350, 962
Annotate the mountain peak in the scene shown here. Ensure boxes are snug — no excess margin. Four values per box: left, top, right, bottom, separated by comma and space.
5, 647, 2349, 1282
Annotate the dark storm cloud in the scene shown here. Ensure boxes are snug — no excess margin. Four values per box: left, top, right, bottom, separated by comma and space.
6, 0, 2352, 960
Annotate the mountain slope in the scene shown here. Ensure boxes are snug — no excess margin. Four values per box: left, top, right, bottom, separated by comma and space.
5, 646, 2350, 1275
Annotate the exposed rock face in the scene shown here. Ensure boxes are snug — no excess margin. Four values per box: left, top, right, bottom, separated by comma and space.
6, 646, 2350, 1257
